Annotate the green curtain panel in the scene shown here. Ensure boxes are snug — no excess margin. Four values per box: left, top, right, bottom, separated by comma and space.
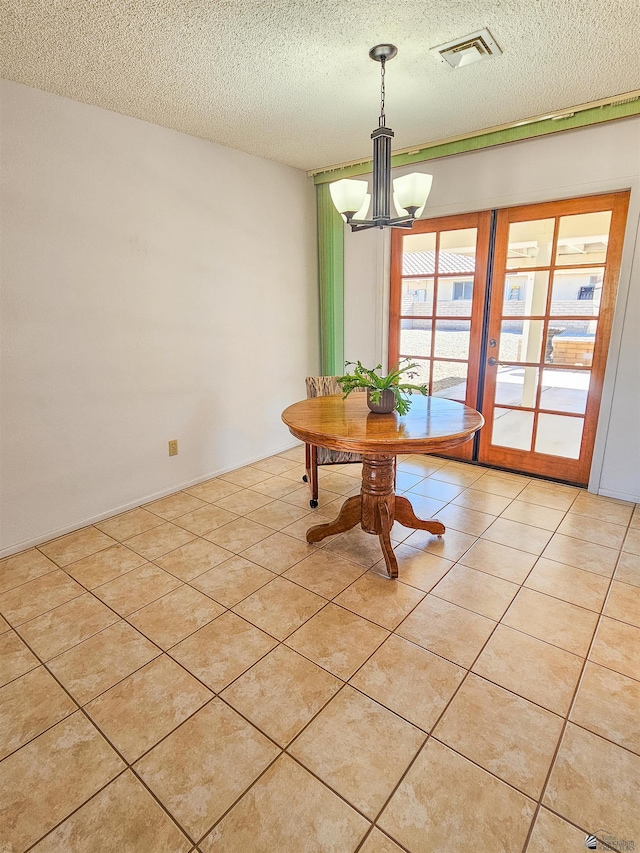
316, 182, 345, 375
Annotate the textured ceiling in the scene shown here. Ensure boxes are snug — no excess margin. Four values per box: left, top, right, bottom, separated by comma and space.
2, 1, 639, 171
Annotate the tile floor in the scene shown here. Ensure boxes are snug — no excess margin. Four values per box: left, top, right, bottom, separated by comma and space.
1, 448, 639, 852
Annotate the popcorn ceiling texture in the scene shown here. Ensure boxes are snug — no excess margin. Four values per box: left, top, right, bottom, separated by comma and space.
1, 0, 639, 170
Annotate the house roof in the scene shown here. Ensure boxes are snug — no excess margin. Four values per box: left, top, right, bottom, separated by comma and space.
2, 1, 639, 170
403, 251, 476, 276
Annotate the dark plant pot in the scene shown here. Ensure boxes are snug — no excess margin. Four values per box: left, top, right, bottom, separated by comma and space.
367, 388, 396, 414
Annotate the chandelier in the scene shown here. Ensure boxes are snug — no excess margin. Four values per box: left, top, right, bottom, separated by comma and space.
329, 44, 433, 232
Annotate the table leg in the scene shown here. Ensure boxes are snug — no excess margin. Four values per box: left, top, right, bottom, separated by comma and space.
306, 495, 361, 543
395, 495, 445, 536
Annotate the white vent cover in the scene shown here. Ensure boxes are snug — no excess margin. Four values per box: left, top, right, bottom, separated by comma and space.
431, 28, 502, 69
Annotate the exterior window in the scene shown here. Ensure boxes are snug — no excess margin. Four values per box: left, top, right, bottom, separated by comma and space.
508, 285, 521, 301
453, 281, 473, 300
578, 286, 595, 300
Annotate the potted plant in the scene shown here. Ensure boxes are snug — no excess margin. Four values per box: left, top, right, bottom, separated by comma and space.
338, 360, 429, 415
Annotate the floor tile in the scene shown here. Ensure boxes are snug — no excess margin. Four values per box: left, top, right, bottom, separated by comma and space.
358, 829, 405, 853
472, 625, 583, 715
170, 611, 277, 692
171, 504, 239, 536
250, 474, 301, 499
0, 614, 9, 633
603, 580, 640, 627
556, 513, 627, 549
246, 499, 311, 531
124, 522, 196, 560
351, 634, 465, 731
333, 572, 425, 631
285, 602, 388, 680
0, 631, 39, 686
183, 478, 242, 503
0, 712, 123, 853
324, 527, 392, 568
570, 661, 640, 755
542, 533, 619, 576
0, 666, 76, 759
63, 544, 148, 588
467, 473, 527, 499
95, 508, 163, 541
191, 556, 274, 608
92, 563, 182, 616
482, 517, 552, 555
432, 564, 519, 620
500, 500, 565, 531
451, 488, 512, 516
240, 532, 317, 573
154, 538, 233, 582
219, 466, 273, 488
283, 550, 365, 598
30, 770, 191, 852
624, 526, 640, 555
615, 551, 640, 587
395, 493, 447, 523
204, 518, 273, 553
378, 738, 535, 853
144, 492, 207, 520
280, 509, 334, 541
128, 585, 224, 649
517, 483, 578, 511
434, 503, 496, 536
457, 538, 537, 583
570, 493, 635, 526
135, 699, 279, 842
38, 527, 117, 566
280, 485, 340, 511
397, 595, 496, 668
200, 754, 368, 852
252, 456, 299, 476
526, 807, 591, 852
232, 576, 325, 640
524, 557, 610, 612
214, 489, 275, 515
48, 621, 160, 704
430, 464, 484, 487
221, 645, 341, 746
433, 673, 564, 798
395, 471, 424, 492
544, 724, 640, 844
85, 655, 212, 761
396, 455, 446, 477
316, 471, 360, 496
0, 549, 57, 594
588, 616, 640, 680
17, 593, 120, 660
277, 445, 305, 462
407, 478, 465, 502
502, 588, 599, 656
290, 685, 424, 819
402, 527, 476, 562
0, 570, 84, 625
371, 545, 453, 592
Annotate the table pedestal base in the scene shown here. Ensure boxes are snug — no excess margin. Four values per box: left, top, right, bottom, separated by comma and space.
306, 454, 445, 579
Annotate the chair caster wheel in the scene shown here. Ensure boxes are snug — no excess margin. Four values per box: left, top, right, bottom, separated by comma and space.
302, 474, 308, 482
310, 499, 318, 508
437, 534, 443, 540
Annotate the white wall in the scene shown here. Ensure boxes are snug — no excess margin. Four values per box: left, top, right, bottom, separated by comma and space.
344, 117, 640, 501
0, 80, 318, 555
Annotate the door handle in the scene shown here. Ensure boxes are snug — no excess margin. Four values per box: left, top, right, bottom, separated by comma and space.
488, 357, 498, 366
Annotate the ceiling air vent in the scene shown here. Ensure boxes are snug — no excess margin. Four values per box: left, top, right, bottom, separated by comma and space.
431, 28, 502, 69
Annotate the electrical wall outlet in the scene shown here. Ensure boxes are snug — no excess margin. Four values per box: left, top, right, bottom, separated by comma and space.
168, 439, 178, 457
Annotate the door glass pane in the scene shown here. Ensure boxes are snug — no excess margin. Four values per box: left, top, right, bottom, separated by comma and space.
503, 271, 549, 315
495, 366, 539, 407
401, 277, 434, 316
555, 211, 612, 266
432, 361, 467, 401
434, 320, 470, 360
492, 408, 534, 450
499, 320, 545, 363
402, 358, 430, 390
550, 268, 602, 317
437, 276, 473, 316
549, 324, 597, 367
400, 325, 432, 358
539, 369, 589, 414
438, 228, 478, 274
506, 218, 555, 269
535, 414, 584, 458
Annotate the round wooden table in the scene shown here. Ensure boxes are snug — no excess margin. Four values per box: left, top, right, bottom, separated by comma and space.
281, 394, 484, 579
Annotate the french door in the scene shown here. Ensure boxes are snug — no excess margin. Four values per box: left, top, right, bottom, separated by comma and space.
389, 192, 630, 485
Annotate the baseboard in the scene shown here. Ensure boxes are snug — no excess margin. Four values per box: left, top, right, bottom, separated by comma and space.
597, 487, 640, 504
0, 440, 303, 559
